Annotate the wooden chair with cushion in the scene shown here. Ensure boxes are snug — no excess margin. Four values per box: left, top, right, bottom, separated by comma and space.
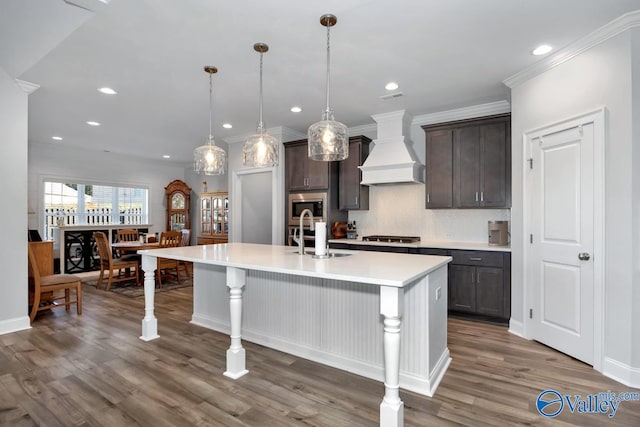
94, 231, 140, 291
157, 231, 182, 286
28, 244, 82, 323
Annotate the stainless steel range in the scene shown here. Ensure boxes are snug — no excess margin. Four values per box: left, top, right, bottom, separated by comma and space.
362, 235, 421, 243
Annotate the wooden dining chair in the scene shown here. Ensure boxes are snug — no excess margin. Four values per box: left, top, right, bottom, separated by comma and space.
115, 229, 139, 259
94, 231, 140, 291
157, 231, 182, 286
28, 244, 82, 323
178, 229, 192, 277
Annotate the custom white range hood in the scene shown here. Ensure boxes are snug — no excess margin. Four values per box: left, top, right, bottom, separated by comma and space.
359, 110, 423, 185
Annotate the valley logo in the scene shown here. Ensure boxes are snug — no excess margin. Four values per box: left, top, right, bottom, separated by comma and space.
536, 389, 639, 418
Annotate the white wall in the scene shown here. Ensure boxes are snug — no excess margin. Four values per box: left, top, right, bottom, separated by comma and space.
511, 32, 636, 375
0, 67, 30, 334
29, 142, 187, 237
631, 28, 640, 372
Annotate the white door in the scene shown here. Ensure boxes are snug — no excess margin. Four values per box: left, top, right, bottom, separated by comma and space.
528, 121, 595, 365
239, 171, 272, 244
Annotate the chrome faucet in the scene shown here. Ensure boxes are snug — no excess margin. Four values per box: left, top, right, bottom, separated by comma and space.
293, 208, 314, 255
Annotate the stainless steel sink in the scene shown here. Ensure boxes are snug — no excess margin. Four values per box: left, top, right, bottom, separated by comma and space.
290, 250, 352, 258
313, 252, 352, 258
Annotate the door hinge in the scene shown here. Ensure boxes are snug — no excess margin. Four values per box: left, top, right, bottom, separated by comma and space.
528, 158, 533, 169
529, 308, 533, 319
530, 234, 533, 244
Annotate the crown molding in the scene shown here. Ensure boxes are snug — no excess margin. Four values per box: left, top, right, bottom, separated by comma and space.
504, 10, 640, 88
279, 126, 306, 143
222, 126, 305, 144
223, 102, 511, 144
348, 123, 377, 136
412, 101, 511, 127
15, 79, 40, 94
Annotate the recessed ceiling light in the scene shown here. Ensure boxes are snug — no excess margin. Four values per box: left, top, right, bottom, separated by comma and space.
98, 87, 117, 95
290, 106, 302, 113
162, 155, 171, 159
532, 45, 553, 56
52, 136, 63, 141
86, 121, 101, 126
222, 123, 233, 129
385, 82, 399, 91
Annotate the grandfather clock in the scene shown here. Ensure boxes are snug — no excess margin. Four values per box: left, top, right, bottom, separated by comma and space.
165, 179, 192, 231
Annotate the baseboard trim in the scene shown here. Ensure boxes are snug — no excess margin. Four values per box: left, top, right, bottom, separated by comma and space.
0, 316, 31, 335
602, 357, 640, 389
508, 318, 524, 338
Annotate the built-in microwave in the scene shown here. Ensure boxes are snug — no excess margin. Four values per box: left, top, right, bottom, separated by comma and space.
288, 192, 327, 226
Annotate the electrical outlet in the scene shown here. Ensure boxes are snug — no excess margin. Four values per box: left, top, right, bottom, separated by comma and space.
436, 287, 442, 301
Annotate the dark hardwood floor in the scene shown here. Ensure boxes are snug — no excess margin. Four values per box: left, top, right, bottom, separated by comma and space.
1, 284, 638, 426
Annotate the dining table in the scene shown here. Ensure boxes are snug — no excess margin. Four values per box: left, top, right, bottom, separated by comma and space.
111, 241, 160, 252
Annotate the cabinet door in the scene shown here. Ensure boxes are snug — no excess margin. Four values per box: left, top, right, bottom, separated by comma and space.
455, 125, 480, 207
286, 144, 308, 190
201, 197, 212, 236
475, 266, 504, 317
339, 139, 369, 210
449, 265, 476, 312
480, 122, 508, 207
425, 129, 454, 208
306, 157, 330, 190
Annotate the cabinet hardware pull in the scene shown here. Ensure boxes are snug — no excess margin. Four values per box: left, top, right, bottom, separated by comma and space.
469, 257, 482, 261
355, 195, 358, 205
427, 193, 430, 204
480, 191, 484, 202
475, 192, 478, 202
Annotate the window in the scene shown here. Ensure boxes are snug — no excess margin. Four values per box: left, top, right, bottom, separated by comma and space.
43, 181, 148, 239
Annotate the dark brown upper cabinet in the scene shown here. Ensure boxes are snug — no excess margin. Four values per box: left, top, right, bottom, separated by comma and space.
339, 136, 371, 210
285, 140, 330, 191
424, 128, 454, 208
422, 114, 511, 209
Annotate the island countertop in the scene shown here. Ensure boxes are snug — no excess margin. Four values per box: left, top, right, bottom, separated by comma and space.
139, 242, 451, 288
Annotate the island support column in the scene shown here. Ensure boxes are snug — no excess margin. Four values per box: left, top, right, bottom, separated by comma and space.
140, 254, 159, 341
380, 286, 404, 427
224, 267, 249, 379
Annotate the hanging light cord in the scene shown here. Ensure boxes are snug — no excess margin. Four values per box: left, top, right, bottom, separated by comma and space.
258, 51, 265, 132
324, 23, 332, 115
208, 72, 213, 143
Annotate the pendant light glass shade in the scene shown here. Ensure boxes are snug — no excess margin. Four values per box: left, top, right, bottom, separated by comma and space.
308, 14, 348, 162
194, 66, 226, 175
243, 43, 279, 167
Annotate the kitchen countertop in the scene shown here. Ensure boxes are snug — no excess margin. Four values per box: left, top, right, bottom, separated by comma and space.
328, 238, 511, 252
139, 242, 452, 288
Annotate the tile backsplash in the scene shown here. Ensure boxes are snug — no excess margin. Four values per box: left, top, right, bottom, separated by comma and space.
348, 184, 510, 242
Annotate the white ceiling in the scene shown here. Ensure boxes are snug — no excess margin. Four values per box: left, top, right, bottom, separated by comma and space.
4, 0, 639, 164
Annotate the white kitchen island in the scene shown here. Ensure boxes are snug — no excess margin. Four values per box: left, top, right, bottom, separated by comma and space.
139, 243, 451, 427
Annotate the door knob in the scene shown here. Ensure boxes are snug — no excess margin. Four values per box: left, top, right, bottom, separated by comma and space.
578, 252, 590, 261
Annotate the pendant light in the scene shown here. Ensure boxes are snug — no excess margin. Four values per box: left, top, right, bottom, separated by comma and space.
242, 43, 279, 167
308, 14, 348, 161
194, 66, 226, 175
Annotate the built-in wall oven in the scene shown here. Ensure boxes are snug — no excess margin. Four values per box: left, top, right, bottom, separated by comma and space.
287, 192, 327, 246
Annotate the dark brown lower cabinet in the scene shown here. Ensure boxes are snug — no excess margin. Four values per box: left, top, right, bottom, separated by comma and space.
448, 250, 510, 320
449, 265, 476, 312
328, 243, 511, 321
